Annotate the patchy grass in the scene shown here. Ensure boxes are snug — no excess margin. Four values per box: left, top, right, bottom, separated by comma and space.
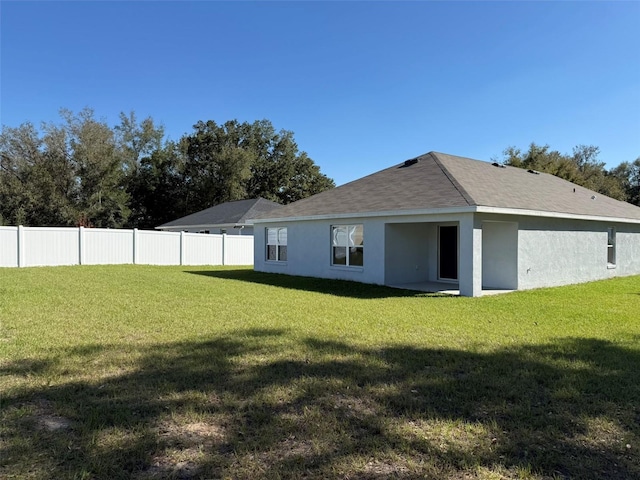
1, 265, 639, 479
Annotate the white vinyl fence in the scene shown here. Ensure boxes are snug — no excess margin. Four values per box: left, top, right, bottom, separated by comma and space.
0, 226, 254, 268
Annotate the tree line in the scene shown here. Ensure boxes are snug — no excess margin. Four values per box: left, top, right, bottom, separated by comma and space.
497, 143, 640, 207
2, 109, 639, 229
0, 109, 335, 228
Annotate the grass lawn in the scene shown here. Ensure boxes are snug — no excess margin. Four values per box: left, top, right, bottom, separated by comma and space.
1, 265, 639, 479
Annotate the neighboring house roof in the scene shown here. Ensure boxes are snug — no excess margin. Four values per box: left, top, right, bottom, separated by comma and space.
157, 198, 282, 230
253, 152, 640, 222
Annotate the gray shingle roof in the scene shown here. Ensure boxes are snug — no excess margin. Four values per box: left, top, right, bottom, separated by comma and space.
254, 152, 640, 221
158, 198, 282, 229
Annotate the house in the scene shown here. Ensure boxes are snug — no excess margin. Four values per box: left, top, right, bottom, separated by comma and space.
157, 198, 281, 235
251, 152, 640, 296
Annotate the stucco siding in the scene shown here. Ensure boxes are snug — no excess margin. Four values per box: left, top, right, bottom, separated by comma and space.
254, 218, 386, 285
616, 226, 640, 276
384, 223, 430, 285
482, 221, 518, 290
517, 217, 640, 290
254, 212, 640, 295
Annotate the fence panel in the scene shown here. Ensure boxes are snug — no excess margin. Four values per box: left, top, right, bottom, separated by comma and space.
0, 226, 254, 268
136, 230, 181, 265
23, 227, 80, 267
84, 228, 134, 265
182, 233, 223, 265
0, 227, 18, 267
225, 235, 254, 265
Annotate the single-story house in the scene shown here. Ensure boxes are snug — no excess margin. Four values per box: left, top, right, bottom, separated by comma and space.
251, 151, 640, 296
157, 198, 281, 235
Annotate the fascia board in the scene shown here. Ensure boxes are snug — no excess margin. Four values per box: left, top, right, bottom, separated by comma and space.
251, 205, 640, 225
251, 206, 477, 223
156, 222, 240, 230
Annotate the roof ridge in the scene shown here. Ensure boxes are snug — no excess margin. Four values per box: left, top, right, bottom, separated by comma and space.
429, 152, 475, 206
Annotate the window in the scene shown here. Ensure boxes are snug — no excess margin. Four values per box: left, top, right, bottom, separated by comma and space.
607, 227, 616, 266
266, 227, 287, 261
332, 225, 363, 266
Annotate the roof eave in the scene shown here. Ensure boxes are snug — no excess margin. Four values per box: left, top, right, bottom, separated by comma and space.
251, 206, 478, 223
475, 206, 640, 224
252, 205, 640, 224
156, 222, 249, 230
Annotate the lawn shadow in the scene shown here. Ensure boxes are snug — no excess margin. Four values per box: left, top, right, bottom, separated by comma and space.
185, 269, 454, 299
2, 331, 639, 479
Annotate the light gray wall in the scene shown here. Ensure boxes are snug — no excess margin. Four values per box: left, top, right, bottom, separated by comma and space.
255, 213, 469, 288
517, 216, 640, 290
254, 217, 385, 285
482, 220, 518, 289
458, 213, 483, 297
254, 212, 640, 295
616, 225, 640, 276
384, 223, 430, 285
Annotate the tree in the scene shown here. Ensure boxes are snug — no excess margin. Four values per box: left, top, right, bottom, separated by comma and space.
180, 119, 334, 213
125, 141, 188, 228
1, 111, 334, 228
0, 122, 77, 226
611, 158, 640, 207
115, 111, 165, 171
62, 108, 131, 227
499, 143, 627, 202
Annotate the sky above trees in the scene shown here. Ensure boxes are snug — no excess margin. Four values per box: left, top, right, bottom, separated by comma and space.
1, 1, 639, 186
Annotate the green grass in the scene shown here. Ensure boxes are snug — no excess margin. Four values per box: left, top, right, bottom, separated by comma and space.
1, 265, 639, 479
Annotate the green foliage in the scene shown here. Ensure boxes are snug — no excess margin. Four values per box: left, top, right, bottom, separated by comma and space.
62, 108, 130, 227
0, 122, 78, 226
610, 157, 640, 207
499, 143, 635, 204
125, 141, 188, 228
181, 119, 335, 213
1, 110, 334, 228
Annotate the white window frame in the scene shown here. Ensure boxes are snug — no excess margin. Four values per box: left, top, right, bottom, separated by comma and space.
331, 224, 364, 267
266, 227, 287, 262
607, 227, 616, 268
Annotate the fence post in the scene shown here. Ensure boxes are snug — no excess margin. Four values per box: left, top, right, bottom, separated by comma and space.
180, 231, 185, 266
78, 226, 85, 265
17, 225, 25, 267
222, 233, 226, 266
133, 228, 138, 264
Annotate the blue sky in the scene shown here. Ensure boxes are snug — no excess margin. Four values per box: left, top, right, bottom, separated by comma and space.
2, 1, 639, 186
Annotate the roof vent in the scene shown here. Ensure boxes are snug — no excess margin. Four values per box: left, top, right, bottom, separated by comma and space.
491, 162, 506, 168
403, 158, 419, 167
527, 169, 540, 175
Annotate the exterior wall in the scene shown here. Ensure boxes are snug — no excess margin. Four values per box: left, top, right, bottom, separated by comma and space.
254, 212, 640, 296
458, 214, 482, 297
384, 223, 430, 285
481, 220, 518, 289
516, 216, 640, 290
616, 225, 640, 276
255, 213, 473, 290
254, 217, 386, 285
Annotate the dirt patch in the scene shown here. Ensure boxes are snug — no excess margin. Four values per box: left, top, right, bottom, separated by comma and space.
37, 415, 73, 432
157, 420, 226, 447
